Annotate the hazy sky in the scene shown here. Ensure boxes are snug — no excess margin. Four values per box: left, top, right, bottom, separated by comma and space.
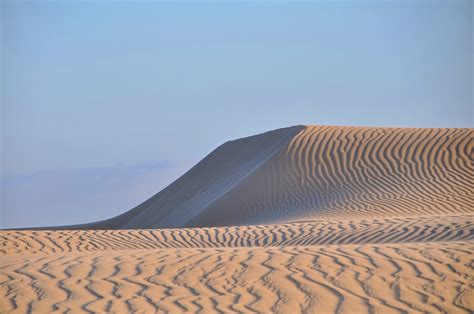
1, 0, 473, 228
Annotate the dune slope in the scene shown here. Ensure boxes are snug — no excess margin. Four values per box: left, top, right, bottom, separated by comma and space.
73, 125, 472, 229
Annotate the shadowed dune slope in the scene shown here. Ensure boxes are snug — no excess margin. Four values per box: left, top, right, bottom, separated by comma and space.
61, 125, 472, 229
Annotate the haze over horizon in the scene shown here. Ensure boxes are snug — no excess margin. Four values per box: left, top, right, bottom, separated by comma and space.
1, 0, 473, 228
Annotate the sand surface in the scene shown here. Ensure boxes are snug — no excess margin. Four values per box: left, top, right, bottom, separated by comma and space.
1, 125, 473, 313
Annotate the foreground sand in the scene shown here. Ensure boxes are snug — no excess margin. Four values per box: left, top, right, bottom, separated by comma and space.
1, 214, 473, 313
1, 125, 473, 313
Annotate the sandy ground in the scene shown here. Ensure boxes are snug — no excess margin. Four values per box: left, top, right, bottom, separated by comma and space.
1, 125, 473, 313
1, 221, 473, 313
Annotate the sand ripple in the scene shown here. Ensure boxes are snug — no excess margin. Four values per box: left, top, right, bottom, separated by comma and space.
1, 242, 472, 313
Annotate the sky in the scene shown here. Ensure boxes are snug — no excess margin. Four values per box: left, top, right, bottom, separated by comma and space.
1, 0, 473, 228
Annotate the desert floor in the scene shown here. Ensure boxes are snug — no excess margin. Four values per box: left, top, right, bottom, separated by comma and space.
1, 214, 473, 313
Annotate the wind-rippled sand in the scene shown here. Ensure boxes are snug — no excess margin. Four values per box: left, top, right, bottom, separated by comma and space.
1, 125, 473, 313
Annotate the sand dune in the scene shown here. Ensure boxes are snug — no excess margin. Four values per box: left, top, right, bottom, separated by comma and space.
59, 125, 472, 229
1, 125, 473, 313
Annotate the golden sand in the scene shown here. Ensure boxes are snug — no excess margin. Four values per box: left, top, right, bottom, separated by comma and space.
1, 126, 473, 313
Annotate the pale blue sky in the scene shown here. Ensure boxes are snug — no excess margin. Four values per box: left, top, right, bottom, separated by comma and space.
1, 0, 472, 228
